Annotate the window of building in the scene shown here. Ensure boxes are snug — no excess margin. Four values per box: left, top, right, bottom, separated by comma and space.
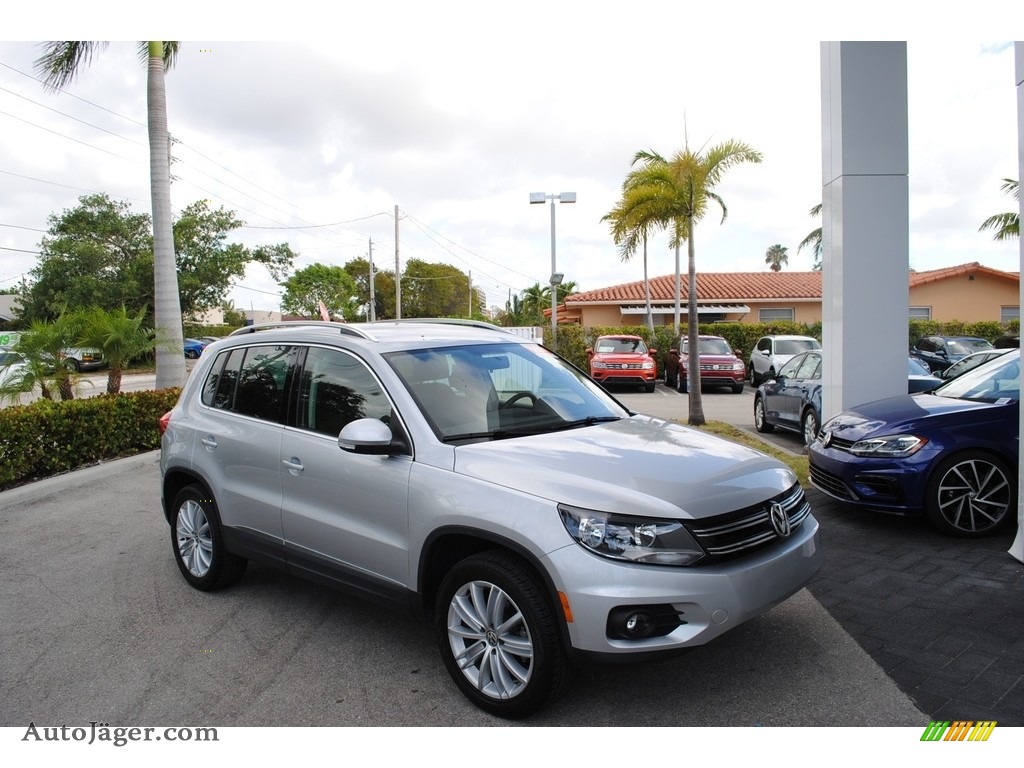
1000, 306, 1020, 323
758, 308, 794, 322
909, 306, 931, 320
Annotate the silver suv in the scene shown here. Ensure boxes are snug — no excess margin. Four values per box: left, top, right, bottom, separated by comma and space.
159, 320, 822, 718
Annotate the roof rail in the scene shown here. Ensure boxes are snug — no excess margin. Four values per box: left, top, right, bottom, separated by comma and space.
373, 318, 514, 334
228, 321, 376, 340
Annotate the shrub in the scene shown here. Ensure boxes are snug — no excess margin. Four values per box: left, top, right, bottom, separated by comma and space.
0, 388, 180, 491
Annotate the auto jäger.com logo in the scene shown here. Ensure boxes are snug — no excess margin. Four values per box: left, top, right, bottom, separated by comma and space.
920, 721, 997, 742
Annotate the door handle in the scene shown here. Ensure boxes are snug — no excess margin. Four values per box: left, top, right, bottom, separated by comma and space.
201, 437, 217, 449
282, 458, 304, 473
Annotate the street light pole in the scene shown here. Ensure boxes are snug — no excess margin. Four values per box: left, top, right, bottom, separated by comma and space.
529, 191, 575, 351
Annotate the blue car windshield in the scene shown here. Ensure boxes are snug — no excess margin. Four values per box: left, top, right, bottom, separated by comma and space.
932, 349, 1020, 402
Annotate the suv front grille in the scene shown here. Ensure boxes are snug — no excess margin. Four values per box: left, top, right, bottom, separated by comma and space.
687, 484, 810, 561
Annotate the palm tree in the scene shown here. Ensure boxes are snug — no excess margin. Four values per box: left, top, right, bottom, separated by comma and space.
979, 179, 1020, 241
520, 283, 549, 323
77, 306, 157, 394
35, 41, 186, 390
555, 280, 578, 304
798, 203, 823, 271
765, 244, 789, 272
602, 193, 657, 333
8, 314, 84, 401
619, 140, 762, 425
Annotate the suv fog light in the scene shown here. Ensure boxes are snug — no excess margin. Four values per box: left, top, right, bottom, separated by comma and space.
607, 605, 684, 640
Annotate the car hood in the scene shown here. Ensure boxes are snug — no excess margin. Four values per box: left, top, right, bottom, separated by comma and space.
821, 393, 1007, 441
453, 415, 795, 519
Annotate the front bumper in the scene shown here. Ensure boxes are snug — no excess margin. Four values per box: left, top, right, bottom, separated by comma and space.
807, 439, 934, 514
543, 513, 822, 659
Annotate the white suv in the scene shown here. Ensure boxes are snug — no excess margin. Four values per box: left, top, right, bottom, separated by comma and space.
159, 320, 822, 718
748, 335, 821, 386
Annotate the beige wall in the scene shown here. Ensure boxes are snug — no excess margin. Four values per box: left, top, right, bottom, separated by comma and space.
909, 273, 1019, 322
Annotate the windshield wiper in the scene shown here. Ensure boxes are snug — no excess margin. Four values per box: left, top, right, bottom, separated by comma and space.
441, 416, 623, 442
544, 415, 623, 432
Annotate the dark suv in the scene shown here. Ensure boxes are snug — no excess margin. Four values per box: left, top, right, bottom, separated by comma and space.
159, 320, 821, 718
910, 335, 994, 374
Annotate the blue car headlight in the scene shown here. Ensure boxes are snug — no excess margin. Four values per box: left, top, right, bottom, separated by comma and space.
849, 434, 927, 457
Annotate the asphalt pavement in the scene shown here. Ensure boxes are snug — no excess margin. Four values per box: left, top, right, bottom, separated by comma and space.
0, 378, 1019, 729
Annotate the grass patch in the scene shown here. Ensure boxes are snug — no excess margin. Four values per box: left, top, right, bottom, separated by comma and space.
694, 420, 810, 486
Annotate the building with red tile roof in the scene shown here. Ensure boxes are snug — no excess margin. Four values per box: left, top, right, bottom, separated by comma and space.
550, 262, 1019, 327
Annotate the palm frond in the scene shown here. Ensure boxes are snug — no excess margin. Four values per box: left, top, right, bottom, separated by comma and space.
35, 41, 107, 91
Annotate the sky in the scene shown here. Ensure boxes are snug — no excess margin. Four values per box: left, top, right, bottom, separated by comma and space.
1, 4, 1022, 322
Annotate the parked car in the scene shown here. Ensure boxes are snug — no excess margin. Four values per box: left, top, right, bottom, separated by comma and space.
586, 334, 657, 392
183, 338, 208, 359
993, 334, 1019, 349
748, 335, 821, 386
936, 348, 1012, 382
808, 349, 1019, 538
910, 335, 994, 373
755, 354, 944, 445
160, 320, 822, 718
665, 335, 745, 393
0, 350, 29, 387
60, 347, 106, 372
906, 356, 943, 393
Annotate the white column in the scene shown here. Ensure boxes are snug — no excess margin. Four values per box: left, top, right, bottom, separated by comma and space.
1011, 42, 1023, 563
820, 42, 909, 422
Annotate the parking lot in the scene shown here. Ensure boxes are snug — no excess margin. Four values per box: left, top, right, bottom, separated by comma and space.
0, 378, 1020, 730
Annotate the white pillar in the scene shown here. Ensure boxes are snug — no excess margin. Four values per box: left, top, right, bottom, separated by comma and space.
820, 42, 909, 422
1011, 42, 1023, 563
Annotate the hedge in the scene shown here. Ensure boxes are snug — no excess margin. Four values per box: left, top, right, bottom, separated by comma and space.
0, 388, 181, 491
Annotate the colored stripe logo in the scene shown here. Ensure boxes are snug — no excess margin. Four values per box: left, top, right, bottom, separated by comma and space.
920, 721, 997, 741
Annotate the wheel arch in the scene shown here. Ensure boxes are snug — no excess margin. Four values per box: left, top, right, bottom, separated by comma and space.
161, 467, 214, 524
416, 527, 570, 645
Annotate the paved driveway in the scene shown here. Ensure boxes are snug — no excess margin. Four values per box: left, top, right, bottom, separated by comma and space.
0, 452, 925, 727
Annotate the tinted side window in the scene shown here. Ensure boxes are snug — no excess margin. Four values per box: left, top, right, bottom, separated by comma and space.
297, 347, 391, 437
233, 345, 297, 422
757, 338, 771, 353
202, 349, 244, 410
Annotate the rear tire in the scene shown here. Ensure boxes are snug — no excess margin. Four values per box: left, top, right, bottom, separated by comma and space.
801, 409, 819, 446
170, 485, 247, 591
676, 369, 687, 393
436, 551, 571, 719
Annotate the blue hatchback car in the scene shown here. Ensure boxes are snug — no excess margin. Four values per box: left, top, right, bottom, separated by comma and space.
808, 349, 1019, 538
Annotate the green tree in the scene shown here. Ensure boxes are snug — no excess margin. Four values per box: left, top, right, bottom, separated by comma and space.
623, 140, 762, 425
520, 283, 549, 324
979, 179, 1020, 241
798, 204, 823, 271
344, 257, 397, 320
76, 306, 156, 394
20, 194, 295, 324
8, 313, 85, 401
280, 263, 359, 319
401, 260, 483, 319
765, 243, 789, 272
603, 175, 660, 333
36, 41, 185, 390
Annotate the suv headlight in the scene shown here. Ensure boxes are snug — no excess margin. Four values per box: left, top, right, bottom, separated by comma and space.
849, 434, 927, 457
642, 361, 654, 369
591, 361, 608, 369
559, 505, 705, 566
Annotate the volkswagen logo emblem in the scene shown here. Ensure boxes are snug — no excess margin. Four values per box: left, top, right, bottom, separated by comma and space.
769, 502, 791, 537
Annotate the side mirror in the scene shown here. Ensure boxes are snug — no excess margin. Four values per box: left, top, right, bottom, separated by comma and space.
339, 418, 393, 455
648, 347, 658, 356
586, 348, 594, 358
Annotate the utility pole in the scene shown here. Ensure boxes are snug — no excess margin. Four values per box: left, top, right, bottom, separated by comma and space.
468, 270, 472, 318
394, 204, 401, 320
368, 237, 376, 322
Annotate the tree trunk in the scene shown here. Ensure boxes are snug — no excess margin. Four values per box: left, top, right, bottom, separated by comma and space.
147, 42, 186, 390
642, 234, 653, 333
107, 366, 122, 394
686, 222, 705, 426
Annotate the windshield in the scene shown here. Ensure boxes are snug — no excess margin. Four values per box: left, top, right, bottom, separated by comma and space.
682, 338, 733, 356
387, 342, 628, 442
595, 337, 647, 355
776, 338, 821, 355
947, 338, 993, 356
931, 349, 1019, 402
907, 357, 930, 376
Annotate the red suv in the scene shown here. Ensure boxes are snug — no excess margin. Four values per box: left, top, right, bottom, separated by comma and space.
587, 334, 658, 392
666, 335, 745, 394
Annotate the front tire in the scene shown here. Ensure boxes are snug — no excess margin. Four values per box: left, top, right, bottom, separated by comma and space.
925, 452, 1015, 537
644, 381, 656, 393
664, 365, 677, 388
170, 484, 247, 590
676, 369, 687, 393
754, 396, 774, 433
436, 551, 571, 719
